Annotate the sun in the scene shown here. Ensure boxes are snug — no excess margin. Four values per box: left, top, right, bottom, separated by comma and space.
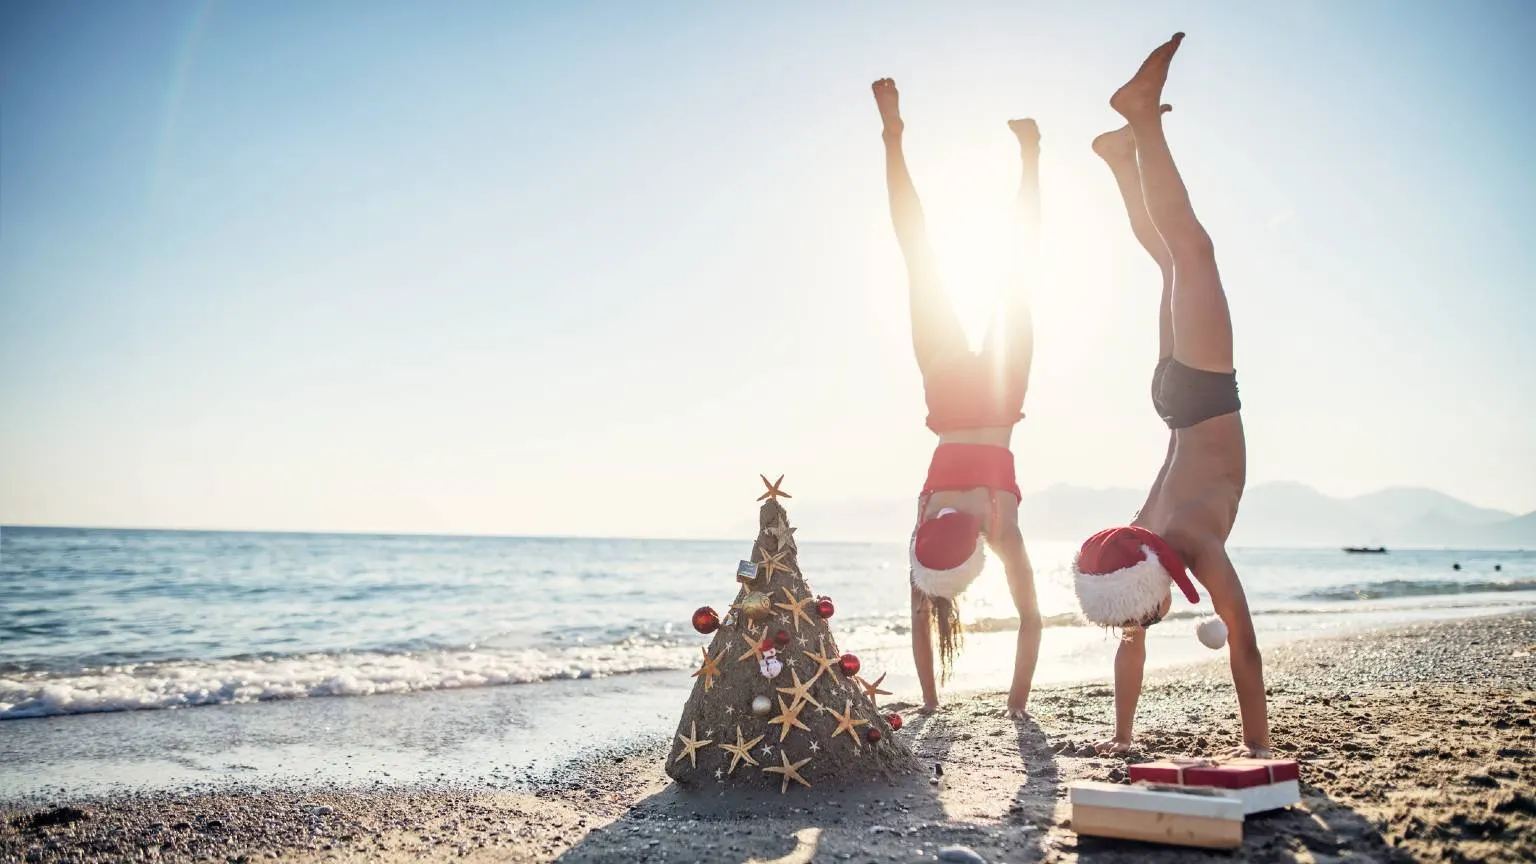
927, 194, 1028, 349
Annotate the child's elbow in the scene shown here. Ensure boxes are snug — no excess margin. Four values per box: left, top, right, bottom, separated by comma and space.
1229, 632, 1262, 665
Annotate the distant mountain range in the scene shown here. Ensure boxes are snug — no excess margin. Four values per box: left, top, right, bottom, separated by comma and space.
791, 483, 1536, 548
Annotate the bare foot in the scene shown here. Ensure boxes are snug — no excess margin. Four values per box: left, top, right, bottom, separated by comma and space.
917, 700, 939, 715
1094, 736, 1133, 755
1091, 124, 1136, 165
1223, 744, 1274, 759
872, 78, 903, 138
1091, 106, 1171, 164
1111, 33, 1185, 122
1008, 118, 1039, 150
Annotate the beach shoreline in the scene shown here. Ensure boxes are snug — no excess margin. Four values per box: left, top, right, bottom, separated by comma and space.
4, 612, 1533, 863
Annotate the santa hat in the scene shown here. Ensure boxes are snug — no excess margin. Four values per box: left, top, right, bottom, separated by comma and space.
1072, 526, 1200, 626
910, 507, 986, 599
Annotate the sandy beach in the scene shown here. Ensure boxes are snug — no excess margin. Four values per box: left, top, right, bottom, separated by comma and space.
4, 612, 1532, 863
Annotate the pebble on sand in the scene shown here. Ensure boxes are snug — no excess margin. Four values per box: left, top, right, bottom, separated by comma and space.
938, 845, 987, 864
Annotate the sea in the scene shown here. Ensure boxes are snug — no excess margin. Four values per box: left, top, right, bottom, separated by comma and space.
2, 525, 1533, 800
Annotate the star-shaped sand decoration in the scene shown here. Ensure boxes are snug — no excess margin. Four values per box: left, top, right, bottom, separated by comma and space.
774, 667, 824, 712
767, 695, 812, 742
855, 672, 892, 707
717, 726, 765, 775
765, 516, 797, 550
828, 699, 869, 749
674, 721, 713, 769
775, 587, 817, 634
737, 626, 768, 664
763, 750, 812, 794
755, 546, 796, 581
801, 642, 839, 682
691, 646, 725, 692
757, 474, 792, 501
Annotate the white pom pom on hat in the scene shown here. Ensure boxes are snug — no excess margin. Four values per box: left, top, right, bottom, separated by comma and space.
1196, 616, 1228, 650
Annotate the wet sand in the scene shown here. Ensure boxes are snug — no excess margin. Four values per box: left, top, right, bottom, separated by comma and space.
4, 613, 1533, 863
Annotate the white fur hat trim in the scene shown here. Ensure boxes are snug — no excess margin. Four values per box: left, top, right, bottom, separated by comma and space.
1072, 543, 1172, 625
910, 533, 986, 600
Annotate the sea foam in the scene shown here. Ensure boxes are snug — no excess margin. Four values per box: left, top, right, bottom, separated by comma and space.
0, 643, 686, 720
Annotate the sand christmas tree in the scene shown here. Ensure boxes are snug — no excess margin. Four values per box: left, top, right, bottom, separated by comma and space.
666, 475, 914, 792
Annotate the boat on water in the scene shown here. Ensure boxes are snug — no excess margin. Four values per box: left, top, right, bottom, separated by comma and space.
1343, 546, 1388, 554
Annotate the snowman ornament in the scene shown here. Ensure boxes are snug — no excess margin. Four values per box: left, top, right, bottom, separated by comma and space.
758, 643, 784, 679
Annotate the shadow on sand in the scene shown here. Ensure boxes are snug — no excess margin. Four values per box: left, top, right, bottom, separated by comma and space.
554, 707, 1060, 863
1065, 780, 1409, 863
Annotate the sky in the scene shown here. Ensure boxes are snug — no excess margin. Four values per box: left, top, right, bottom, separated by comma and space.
2, 0, 1534, 539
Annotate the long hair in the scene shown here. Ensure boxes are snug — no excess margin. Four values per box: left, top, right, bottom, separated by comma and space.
929, 594, 964, 684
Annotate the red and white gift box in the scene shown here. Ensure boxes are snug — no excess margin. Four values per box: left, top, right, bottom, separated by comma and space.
1128, 757, 1301, 814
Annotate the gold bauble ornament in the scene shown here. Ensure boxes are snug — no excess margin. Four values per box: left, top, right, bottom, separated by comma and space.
735, 591, 773, 621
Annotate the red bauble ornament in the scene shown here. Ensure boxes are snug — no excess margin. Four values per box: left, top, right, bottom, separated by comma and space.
838, 653, 861, 677
692, 606, 720, 634
759, 638, 775, 653
886, 712, 903, 731
865, 727, 882, 744
774, 629, 790, 648
815, 597, 835, 619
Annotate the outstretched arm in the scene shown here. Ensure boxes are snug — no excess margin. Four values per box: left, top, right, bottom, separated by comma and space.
910, 584, 940, 713
1189, 543, 1269, 753
1097, 627, 1147, 753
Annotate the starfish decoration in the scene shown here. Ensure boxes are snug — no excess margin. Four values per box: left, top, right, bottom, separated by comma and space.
765, 515, 797, 550
714, 768, 723, 781
691, 647, 725, 692
757, 474, 792, 502
717, 726, 765, 775
755, 546, 795, 581
737, 626, 767, 664
802, 642, 839, 683
828, 699, 869, 748
674, 721, 713, 769
767, 695, 811, 742
855, 672, 892, 707
759, 743, 775, 758
808, 740, 821, 754
763, 750, 812, 794
775, 587, 817, 634
774, 667, 824, 712
725, 705, 735, 716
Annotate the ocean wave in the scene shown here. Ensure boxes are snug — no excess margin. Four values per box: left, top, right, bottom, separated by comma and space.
0, 643, 691, 721
1300, 579, 1536, 602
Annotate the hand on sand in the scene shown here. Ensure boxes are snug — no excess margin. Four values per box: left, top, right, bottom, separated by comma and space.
1111, 32, 1185, 123
1094, 737, 1134, 755
871, 78, 903, 138
1223, 744, 1274, 759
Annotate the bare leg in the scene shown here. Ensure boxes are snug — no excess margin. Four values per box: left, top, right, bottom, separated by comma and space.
1092, 114, 1174, 359
1111, 34, 1234, 374
873, 78, 966, 374
1095, 116, 1177, 520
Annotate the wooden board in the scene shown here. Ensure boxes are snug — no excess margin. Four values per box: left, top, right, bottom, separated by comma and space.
1072, 803, 1243, 850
